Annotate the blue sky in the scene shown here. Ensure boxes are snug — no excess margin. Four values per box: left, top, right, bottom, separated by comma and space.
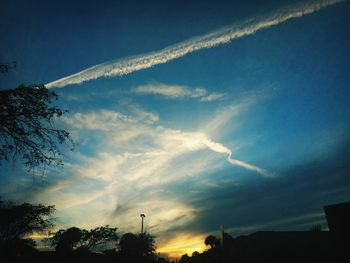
1, 0, 350, 258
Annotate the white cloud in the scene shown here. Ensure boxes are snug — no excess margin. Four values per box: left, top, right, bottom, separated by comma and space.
46, 0, 344, 88
62, 110, 135, 131
131, 106, 159, 124
132, 83, 224, 102
63, 107, 271, 186
201, 95, 257, 137
200, 93, 225, 102
133, 83, 196, 98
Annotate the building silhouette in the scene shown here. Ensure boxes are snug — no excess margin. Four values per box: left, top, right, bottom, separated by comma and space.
324, 201, 350, 233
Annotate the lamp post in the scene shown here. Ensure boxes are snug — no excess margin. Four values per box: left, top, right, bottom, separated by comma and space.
140, 214, 146, 235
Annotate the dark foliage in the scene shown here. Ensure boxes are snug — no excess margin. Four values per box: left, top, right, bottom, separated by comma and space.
204, 235, 219, 249
50, 225, 118, 253
0, 238, 37, 260
0, 198, 54, 260
0, 198, 55, 241
2, 200, 348, 263
179, 253, 190, 263
119, 232, 156, 257
0, 84, 74, 171
50, 227, 83, 254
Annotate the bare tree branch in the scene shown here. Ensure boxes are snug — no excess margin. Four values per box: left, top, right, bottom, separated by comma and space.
0, 84, 74, 172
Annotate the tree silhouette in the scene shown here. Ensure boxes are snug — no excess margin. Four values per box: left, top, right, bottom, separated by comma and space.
119, 233, 139, 255
0, 198, 55, 259
119, 232, 155, 257
51, 227, 83, 254
0, 84, 74, 171
192, 251, 200, 257
179, 253, 190, 263
0, 198, 55, 241
81, 225, 118, 251
138, 232, 156, 257
50, 225, 118, 253
204, 235, 220, 249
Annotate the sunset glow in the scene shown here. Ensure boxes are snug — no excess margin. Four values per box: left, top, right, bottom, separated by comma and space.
157, 233, 208, 259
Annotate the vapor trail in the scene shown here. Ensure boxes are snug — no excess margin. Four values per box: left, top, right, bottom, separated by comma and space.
203, 137, 273, 177
46, 0, 344, 88
227, 155, 272, 177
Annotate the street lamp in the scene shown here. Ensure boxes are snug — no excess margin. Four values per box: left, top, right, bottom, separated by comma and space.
140, 214, 146, 235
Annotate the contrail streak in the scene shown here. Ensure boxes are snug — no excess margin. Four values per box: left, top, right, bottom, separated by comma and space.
203, 136, 273, 177
46, 0, 344, 88
227, 155, 272, 177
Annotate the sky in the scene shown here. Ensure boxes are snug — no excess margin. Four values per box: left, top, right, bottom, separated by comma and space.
1, 0, 350, 259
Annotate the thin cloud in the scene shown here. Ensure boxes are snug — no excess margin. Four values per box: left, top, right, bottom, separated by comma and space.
64, 109, 272, 179
46, 0, 344, 88
201, 98, 254, 136
200, 93, 225, 102
132, 83, 224, 102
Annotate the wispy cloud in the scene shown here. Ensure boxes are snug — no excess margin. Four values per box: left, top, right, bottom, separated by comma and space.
131, 106, 159, 124
46, 0, 344, 88
200, 93, 225, 102
132, 83, 224, 102
64, 109, 271, 177
201, 95, 257, 136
